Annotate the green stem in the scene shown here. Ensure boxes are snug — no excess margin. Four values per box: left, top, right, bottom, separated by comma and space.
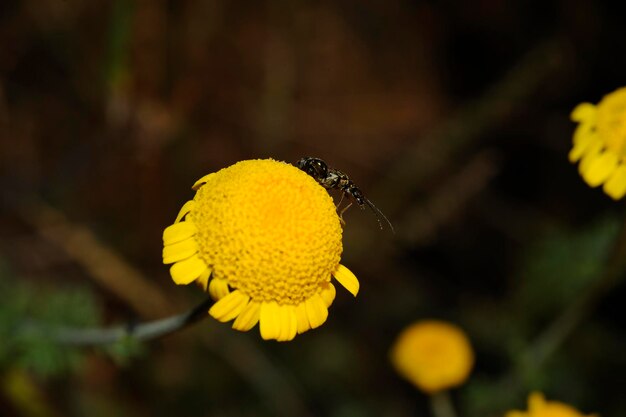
21, 297, 214, 346
430, 391, 457, 417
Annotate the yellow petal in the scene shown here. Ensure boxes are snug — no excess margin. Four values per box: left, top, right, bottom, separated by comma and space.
196, 267, 212, 291
163, 221, 197, 246
209, 290, 250, 322
208, 278, 230, 300
232, 301, 261, 331
286, 306, 298, 341
569, 125, 596, 162
320, 282, 336, 307
170, 255, 207, 285
503, 412, 526, 417
573, 121, 595, 146
295, 303, 310, 334
175, 200, 196, 223
305, 294, 328, 329
162, 238, 198, 264
528, 392, 546, 412
260, 301, 281, 340
277, 305, 297, 342
581, 151, 619, 187
603, 164, 626, 200
578, 142, 602, 179
570, 102, 596, 122
332, 264, 360, 296
192, 173, 215, 190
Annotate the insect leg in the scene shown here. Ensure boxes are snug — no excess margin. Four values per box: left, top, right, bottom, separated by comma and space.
335, 192, 345, 209
338, 200, 353, 225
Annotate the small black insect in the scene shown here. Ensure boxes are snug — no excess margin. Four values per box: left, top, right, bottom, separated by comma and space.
296, 157, 394, 232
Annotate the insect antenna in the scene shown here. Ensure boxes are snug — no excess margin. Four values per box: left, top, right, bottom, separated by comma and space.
364, 198, 395, 233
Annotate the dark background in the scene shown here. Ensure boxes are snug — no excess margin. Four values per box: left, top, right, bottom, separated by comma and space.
1, 1, 626, 416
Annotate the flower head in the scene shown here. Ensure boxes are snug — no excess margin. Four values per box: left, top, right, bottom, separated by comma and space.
390, 320, 474, 393
570, 87, 626, 199
162, 159, 360, 341
505, 392, 597, 417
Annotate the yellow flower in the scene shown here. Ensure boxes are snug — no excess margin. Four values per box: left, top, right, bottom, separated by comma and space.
505, 392, 597, 417
390, 320, 474, 393
162, 159, 360, 341
570, 86, 626, 199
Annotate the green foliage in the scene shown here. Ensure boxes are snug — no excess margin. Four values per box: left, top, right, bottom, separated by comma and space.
463, 376, 522, 417
0, 259, 102, 376
15, 330, 82, 377
514, 216, 620, 321
104, 335, 145, 366
458, 216, 623, 417
43, 287, 101, 328
104, 0, 135, 87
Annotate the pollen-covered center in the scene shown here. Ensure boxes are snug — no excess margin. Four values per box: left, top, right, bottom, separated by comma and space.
597, 87, 626, 157
190, 159, 343, 305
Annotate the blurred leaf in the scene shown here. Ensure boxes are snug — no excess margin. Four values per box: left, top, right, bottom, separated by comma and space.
514, 216, 620, 321
0, 260, 102, 376
104, 0, 134, 87
16, 332, 81, 377
39, 287, 101, 328
104, 335, 145, 367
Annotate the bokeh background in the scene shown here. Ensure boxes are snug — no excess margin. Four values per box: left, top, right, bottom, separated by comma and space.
2, 0, 626, 416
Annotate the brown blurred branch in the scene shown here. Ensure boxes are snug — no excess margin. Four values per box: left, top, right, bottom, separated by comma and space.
401, 150, 500, 246
371, 39, 566, 217
18, 199, 175, 318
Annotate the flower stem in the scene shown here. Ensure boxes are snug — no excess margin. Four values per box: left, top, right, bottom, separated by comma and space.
21, 297, 214, 346
430, 391, 457, 417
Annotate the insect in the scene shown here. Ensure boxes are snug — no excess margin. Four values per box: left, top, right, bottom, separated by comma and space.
296, 157, 394, 232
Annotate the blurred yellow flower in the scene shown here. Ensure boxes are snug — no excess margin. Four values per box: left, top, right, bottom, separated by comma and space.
505, 392, 597, 417
162, 159, 359, 341
2, 369, 55, 417
570, 86, 626, 199
390, 320, 474, 393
